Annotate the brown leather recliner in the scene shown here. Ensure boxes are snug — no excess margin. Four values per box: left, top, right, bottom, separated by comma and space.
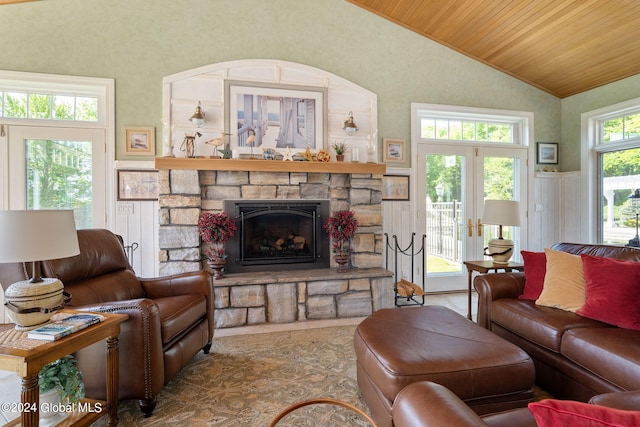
0, 229, 214, 417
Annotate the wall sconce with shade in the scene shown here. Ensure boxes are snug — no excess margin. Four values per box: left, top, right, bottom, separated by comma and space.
343, 111, 358, 136
0, 210, 79, 330
482, 200, 521, 264
628, 189, 640, 247
189, 101, 206, 127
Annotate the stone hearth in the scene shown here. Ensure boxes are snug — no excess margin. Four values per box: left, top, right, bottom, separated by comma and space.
156, 161, 392, 328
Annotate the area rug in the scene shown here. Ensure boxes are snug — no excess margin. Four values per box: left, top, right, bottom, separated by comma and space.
94, 325, 372, 426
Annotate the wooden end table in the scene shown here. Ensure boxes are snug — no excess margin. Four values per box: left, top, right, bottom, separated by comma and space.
463, 260, 524, 321
0, 310, 127, 427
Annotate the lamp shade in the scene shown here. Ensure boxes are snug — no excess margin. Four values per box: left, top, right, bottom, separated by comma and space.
0, 210, 80, 263
482, 200, 521, 227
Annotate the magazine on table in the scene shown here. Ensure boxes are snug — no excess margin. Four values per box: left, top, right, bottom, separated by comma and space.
27, 313, 105, 341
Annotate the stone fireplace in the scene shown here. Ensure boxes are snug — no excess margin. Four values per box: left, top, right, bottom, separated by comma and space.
156, 160, 394, 328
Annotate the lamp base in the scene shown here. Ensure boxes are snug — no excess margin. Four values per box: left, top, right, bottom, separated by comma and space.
4, 278, 67, 330
484, 238, 514, 264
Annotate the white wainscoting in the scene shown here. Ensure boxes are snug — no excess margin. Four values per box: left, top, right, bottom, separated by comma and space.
113, 161, 159, 277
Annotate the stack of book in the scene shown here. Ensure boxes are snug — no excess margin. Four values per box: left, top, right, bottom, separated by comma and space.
27, 313, 104, 341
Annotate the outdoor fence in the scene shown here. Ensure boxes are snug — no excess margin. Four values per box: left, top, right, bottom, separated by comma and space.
426, 201, 463, 264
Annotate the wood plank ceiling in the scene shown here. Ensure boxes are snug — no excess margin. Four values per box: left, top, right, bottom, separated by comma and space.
347, 0, 640, 98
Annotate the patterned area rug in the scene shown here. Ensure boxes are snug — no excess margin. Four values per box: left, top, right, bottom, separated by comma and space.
95, 325, 372, 426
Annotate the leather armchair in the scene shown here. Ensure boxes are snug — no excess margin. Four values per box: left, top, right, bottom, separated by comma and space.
0, 229, 214, 417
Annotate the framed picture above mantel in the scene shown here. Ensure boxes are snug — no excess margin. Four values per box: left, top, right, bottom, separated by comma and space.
225, 80, 328, 156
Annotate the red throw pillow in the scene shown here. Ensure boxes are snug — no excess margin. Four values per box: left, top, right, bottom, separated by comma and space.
529, 399, 640, 427
577, 254, 640, 330
519, 250, 546, 300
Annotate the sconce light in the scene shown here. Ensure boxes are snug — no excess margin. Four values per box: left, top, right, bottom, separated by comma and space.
343, 111, 358, 136
189, 101, 206, 127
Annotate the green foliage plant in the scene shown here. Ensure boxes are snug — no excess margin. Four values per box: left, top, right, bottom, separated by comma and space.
38, 355, 85, 404
332, 141, 348, 155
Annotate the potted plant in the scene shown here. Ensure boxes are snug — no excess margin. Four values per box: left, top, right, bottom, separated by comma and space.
324, 210, 359, 272
197, 211, 238, 279
38, 355, 84, 422
332, 140, 348, 162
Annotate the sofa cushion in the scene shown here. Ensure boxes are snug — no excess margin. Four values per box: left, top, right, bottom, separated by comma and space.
529, 399, 640, 427
577, 254, 640, 330
491, 299, 607, 353
519, 251, 546, 300
562, 327, 640, 392
154, 294, 207, 345
64, 270, 145, 306
535, 248, 585, 312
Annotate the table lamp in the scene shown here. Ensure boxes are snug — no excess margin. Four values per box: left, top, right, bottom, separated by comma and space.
482, 200, 521, 264
0, 210, 79, 330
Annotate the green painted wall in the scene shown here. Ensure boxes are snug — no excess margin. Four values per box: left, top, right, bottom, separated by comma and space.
561, 74, 640, 171
1, 0, 562, 165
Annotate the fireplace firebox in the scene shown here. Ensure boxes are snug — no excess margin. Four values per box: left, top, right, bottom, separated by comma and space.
224, 200, 330, 273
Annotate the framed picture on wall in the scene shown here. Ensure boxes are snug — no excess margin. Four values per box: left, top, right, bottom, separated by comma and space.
382, 138, 406, 163
382, 174, 410, 201
536, 142, 558, 164
124, 127, 155, 155
225, 80, 327, 155
117, 170, 159, 200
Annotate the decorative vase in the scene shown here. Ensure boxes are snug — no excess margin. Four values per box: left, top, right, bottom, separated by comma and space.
334, 253, 350, 273
207, 259, 226, 280
336, 154, 345, 162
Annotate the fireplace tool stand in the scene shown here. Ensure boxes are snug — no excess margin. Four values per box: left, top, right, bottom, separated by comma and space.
384, 233, 426, 307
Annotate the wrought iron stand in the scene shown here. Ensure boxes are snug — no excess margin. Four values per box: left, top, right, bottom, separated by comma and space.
385, 233, 427, 307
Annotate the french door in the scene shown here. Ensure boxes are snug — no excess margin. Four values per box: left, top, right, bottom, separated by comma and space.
6, 126, 107, 228
416, 143, 527, 292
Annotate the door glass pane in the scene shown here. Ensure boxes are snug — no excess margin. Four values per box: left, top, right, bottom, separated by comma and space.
25, 139, 93, 228
482, 156, 519, 254
601, 147, 640, 244
425, 153, 463, 275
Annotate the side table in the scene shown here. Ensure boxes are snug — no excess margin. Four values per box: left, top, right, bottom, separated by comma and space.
463, 260, 524, 321
0, 310, 127, 427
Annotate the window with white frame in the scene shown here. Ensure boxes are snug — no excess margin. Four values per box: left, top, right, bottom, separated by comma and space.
0, 71, 114, 228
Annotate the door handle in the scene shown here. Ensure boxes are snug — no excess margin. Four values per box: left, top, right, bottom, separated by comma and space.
477, 219, 482, 237
468, 219, 473, 237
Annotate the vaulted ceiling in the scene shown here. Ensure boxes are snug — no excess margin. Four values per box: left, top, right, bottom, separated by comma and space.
347, 0, 640, 98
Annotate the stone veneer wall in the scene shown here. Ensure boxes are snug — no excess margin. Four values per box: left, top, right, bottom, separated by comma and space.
157, 168, 392, 328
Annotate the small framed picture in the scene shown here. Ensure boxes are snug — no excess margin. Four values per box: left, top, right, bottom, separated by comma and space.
124, 126, 155, 155
117, 170, 159, 200
382, 138, 406, 163
382, 175, 410, 201
536, 142, 558, 164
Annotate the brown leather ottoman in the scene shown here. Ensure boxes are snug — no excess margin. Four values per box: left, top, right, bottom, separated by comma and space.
354, 305, 535, 427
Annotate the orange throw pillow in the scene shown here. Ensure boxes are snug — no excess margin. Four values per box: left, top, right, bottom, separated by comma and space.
535, 248, 585, 312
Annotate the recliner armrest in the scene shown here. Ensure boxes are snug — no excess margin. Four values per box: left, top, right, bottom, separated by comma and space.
74, 298, 165, 401
474, 272, 525, 329
139, 271, 211, 299
393, 381, 490, 427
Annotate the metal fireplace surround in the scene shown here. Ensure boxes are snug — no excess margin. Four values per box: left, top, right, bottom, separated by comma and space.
224, 199, 330, 273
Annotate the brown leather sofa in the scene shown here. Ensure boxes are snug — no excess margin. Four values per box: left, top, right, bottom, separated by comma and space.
0, 229, 214, 417
475, 242, 640, 402
393, 381, 640, 427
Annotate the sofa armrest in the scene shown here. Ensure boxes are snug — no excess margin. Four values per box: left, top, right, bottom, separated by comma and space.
393, 382, 490, 427
590, 391, 640, 411
140, 271, 214, 341
73, 299, 165, 401
474, 272, 525, 329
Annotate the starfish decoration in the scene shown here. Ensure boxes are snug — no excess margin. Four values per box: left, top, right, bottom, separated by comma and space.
301, 147, 315, 162
282, 147, 294, 161
219, 144, 233, 159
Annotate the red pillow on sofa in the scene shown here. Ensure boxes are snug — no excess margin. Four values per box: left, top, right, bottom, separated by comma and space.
529, 399, 640, 427
577, 254, 640, 330
519, 250, 546, 300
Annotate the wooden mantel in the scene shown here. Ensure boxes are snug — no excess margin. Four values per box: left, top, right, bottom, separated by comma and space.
155, 157, 387, 174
